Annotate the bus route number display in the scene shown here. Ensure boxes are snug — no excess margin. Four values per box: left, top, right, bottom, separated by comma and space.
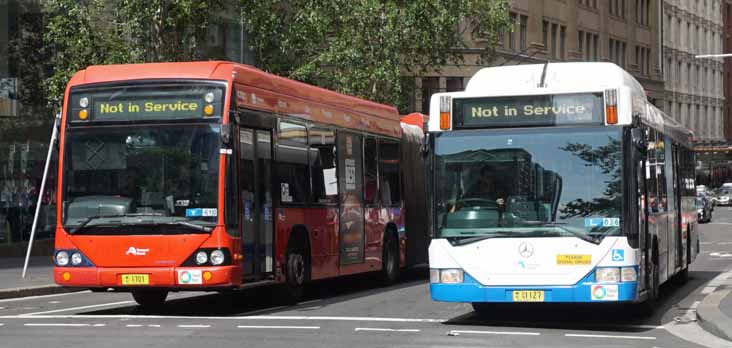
454, 93, 604, 128
94, 97, 203, 120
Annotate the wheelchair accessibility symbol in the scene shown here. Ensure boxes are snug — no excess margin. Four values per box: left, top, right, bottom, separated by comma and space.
611, 249, 625, 262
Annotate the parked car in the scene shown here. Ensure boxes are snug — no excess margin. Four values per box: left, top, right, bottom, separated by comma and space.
714, 188, 732, 206
697, 195, 713, 223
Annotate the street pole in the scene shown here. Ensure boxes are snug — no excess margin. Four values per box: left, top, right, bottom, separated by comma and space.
22, 113, 60, 279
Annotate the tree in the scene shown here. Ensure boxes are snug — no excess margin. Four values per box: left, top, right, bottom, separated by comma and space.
241, 0, 512, 111
42, 0, 225, 110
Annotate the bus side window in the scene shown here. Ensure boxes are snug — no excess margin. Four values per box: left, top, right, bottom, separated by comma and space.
363, 137, 378, 205
378, 139, 401, 206
656, 134, 667, 213
647, 129, 658, 213
309, 127, 338, 204
276, 121, 309, 205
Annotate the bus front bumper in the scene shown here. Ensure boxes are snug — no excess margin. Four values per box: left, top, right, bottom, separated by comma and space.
54, 266, 240, 289
430, 273, 640, 303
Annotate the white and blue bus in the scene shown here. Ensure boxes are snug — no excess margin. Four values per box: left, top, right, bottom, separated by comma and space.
426, 62, 698, 312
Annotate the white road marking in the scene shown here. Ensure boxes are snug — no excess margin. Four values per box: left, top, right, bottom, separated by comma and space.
148, 325, 161, 328
0, 323, 3, 326
177, 324, 211, 328
447, 330, 540, 336
0, 314, 447, 323
0, 291, 90, 304
0, 307, 4, 310
24, 323, 97, 327
47, 301, 61, 304
355, 327, 420, 332
709, 252, 732, 257
565, 333, 656, 340
702, 286, 717, 294
19, 301, 134, 316
237, 325, 321, 330
126, 324, 143, 327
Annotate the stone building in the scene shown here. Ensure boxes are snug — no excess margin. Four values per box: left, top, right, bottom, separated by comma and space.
662, 0, 726, 144
413, 0, 666, 114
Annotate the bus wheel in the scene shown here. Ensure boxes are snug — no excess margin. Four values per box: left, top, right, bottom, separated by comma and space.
381, 231, 400, 285
131, 290, 167, 309
639, 250, 660, 316
281, 245, 309, 305
472, 302, 497, 316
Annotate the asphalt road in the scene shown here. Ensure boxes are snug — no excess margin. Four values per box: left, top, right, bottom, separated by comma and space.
2, 210, 732, 348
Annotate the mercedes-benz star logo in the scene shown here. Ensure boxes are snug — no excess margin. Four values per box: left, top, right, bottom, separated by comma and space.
518, 242, 534, 258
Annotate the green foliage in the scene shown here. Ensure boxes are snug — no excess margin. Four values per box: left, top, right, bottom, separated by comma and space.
241, 0, 512, 111
43, 0, 224, 110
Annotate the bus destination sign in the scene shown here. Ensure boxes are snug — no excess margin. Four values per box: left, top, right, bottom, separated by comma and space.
93, 97, 204, 121
454, 93, 604, 128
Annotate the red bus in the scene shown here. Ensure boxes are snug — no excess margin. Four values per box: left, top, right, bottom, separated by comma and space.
53, 61, 427, 307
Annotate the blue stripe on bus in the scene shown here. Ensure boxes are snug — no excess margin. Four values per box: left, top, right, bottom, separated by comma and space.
430, 270, 639, 303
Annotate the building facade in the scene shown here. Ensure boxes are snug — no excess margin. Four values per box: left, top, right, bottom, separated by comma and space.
724, 0, 731, 141
0, 0, 253, 253
413, 0, 665, 114
662, 0, 725, 144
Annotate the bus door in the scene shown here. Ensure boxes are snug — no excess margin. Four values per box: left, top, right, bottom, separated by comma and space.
672, 145, 684, 268
337, 132, 365, 265
239, 128, 274, 278
637, 144, 650, 290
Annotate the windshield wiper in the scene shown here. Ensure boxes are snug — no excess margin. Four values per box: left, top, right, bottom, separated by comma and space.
530, 222, 599, 244
449, 232, 513, 246
70, 214, 126, 233
169, 220, 213, 232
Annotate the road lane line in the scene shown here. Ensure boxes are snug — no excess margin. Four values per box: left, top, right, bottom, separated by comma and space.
126, 324, 143, 327
355, 327, 420, 332
702, 286, 717, 295
565, 333, 656, 340
0, 314, 447, 323
237, 325, 321, 330
19, 301, 134, 316
178, 324, 211, 328
448, 330, 540, 336
24, 323, 94, 327
0, 291, 91, 304
148, 325, 161, 328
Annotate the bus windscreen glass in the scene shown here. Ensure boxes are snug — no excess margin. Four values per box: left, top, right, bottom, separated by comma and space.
454, 93, 604, 129
434, 127, 622, 244
62, 124, 221, 234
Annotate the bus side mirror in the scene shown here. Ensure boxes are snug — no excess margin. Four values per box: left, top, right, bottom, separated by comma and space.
421, 133, 431, 157
221, 124, 232, 145
631, 128, 646, 155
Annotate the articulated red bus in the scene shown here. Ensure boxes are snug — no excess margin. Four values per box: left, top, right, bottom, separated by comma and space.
53, 61, 427, 307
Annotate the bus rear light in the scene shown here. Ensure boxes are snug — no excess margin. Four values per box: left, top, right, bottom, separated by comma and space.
605, 106, 618, 124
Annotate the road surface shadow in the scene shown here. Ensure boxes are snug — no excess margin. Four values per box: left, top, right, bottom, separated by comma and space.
442, 270, 719, 333
83, 268, 429, 316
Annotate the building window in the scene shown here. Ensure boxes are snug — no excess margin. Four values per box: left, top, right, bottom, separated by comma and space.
420, 77, 440, 115
542, 20, 549, 48
508, 12, 517, 50
519, 15, 528, 50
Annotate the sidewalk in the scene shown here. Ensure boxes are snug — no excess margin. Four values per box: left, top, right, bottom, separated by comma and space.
697, 270, 732, 341
0, 256, 78, 299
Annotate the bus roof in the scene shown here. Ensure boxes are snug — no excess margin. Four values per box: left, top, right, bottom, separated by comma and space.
65, 61, 401, 136
465, 62, 644, 96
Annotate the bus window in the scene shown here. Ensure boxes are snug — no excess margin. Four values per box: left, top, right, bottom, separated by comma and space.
647, 129, 658, 213
656, 134, 667, 213
363, 137, 378, 205
309, 127, 338, 204
277, 121, 309, 204
379, 139, 401, 206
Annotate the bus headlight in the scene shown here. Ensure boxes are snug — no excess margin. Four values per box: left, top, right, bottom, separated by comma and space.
430, 269, 440, 283
55, 251, 69, 266
71, 252, 83, 266
621, 267, 637, 282
195, 251, 208, 265
440, 269, 464, 284
596, 268, 620, 283
210, 250, 225, 266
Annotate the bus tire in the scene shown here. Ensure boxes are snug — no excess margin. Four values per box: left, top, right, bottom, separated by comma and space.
639, 244, 660, 316
281, 231, 310, 305
131, 289, 167, 309
471, 302, 497, 316
381, 229, 400, 285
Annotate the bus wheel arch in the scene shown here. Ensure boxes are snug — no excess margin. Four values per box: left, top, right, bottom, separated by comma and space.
381, 223, 400, 284
281, 225, 311, 304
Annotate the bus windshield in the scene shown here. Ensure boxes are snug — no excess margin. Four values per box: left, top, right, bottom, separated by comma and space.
62, 124, 221, 233
434, 127, 622, 243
